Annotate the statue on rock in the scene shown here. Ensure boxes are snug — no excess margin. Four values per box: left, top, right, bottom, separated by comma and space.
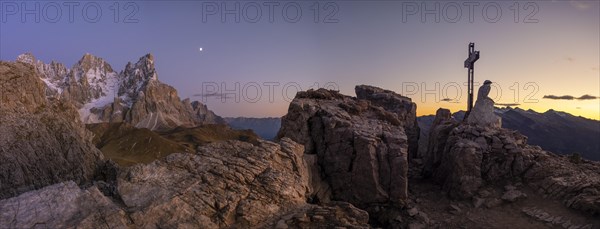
477, 80, 492, 100
467, 80, 501, 128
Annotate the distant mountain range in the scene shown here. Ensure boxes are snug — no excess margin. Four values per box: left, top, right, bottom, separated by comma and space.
224, 117, 281, 140
418, 107, 600, 161
229, 107, 599, 160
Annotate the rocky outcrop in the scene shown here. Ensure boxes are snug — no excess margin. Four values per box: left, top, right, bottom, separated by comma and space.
355, 85, 420, 159
421, 108, 457, 177
420, 107, 600, 161
427, 121, 600, 215
0, 62, 104, 199
278, 87, 409, 209
424, 85, 600, 215
467, 97, 501, 128
16, 53, 225, 131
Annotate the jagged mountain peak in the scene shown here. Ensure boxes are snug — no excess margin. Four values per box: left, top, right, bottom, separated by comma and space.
142, 53, 154, 61
16, 53, 36, 64
132, 53, 155, 69
122, 53, 158, 82
10, 53, 224, 130
74, 53, 114, 74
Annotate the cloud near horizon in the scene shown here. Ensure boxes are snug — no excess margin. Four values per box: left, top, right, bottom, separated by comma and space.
193, 92, 235, 99
570, 0, 594, 10
543, 94, 599, 100
496, 103, 521, 106
441, 98, 460, 103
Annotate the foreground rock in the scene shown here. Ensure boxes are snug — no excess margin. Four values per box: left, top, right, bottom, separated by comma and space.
427, 114, 600, 215
0, 61, 103, 199
272, 202, 370, 229
0, 138, 370, 228
0, 181, 129, 229
114, 138, 309, 228
278, 87, 412, 209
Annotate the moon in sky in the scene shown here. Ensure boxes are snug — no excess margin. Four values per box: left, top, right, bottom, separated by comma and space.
199, 47, 203, 52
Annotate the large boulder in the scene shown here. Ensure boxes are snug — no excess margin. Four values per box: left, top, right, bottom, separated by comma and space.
0, 62, 104, 199
278, 87, 410, 209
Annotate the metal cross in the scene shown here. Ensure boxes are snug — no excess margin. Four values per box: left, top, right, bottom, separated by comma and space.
464, 42, 480, 119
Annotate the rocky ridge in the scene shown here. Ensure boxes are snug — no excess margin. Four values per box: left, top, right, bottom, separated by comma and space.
0, 61, 104, 199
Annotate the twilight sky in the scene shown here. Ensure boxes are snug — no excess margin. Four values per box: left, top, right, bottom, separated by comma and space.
1, 1, 599, 119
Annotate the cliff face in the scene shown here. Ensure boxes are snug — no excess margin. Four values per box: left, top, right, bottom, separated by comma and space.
355, 85, 420, 160
0, 61, 104, 199
278, 87, 415, 209
421, 108, 458, 177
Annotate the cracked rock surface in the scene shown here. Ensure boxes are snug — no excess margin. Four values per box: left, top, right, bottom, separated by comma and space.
278, 86, 414, 209
0, 138, 371, 228
0, 181, 129, 229
426, 108, 600, 215
0, 62, 103, 199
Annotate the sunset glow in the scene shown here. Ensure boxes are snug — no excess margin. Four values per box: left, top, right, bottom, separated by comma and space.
1, 1, 598, 119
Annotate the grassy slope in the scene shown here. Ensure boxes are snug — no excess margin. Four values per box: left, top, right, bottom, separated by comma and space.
87, 123, 259, 167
